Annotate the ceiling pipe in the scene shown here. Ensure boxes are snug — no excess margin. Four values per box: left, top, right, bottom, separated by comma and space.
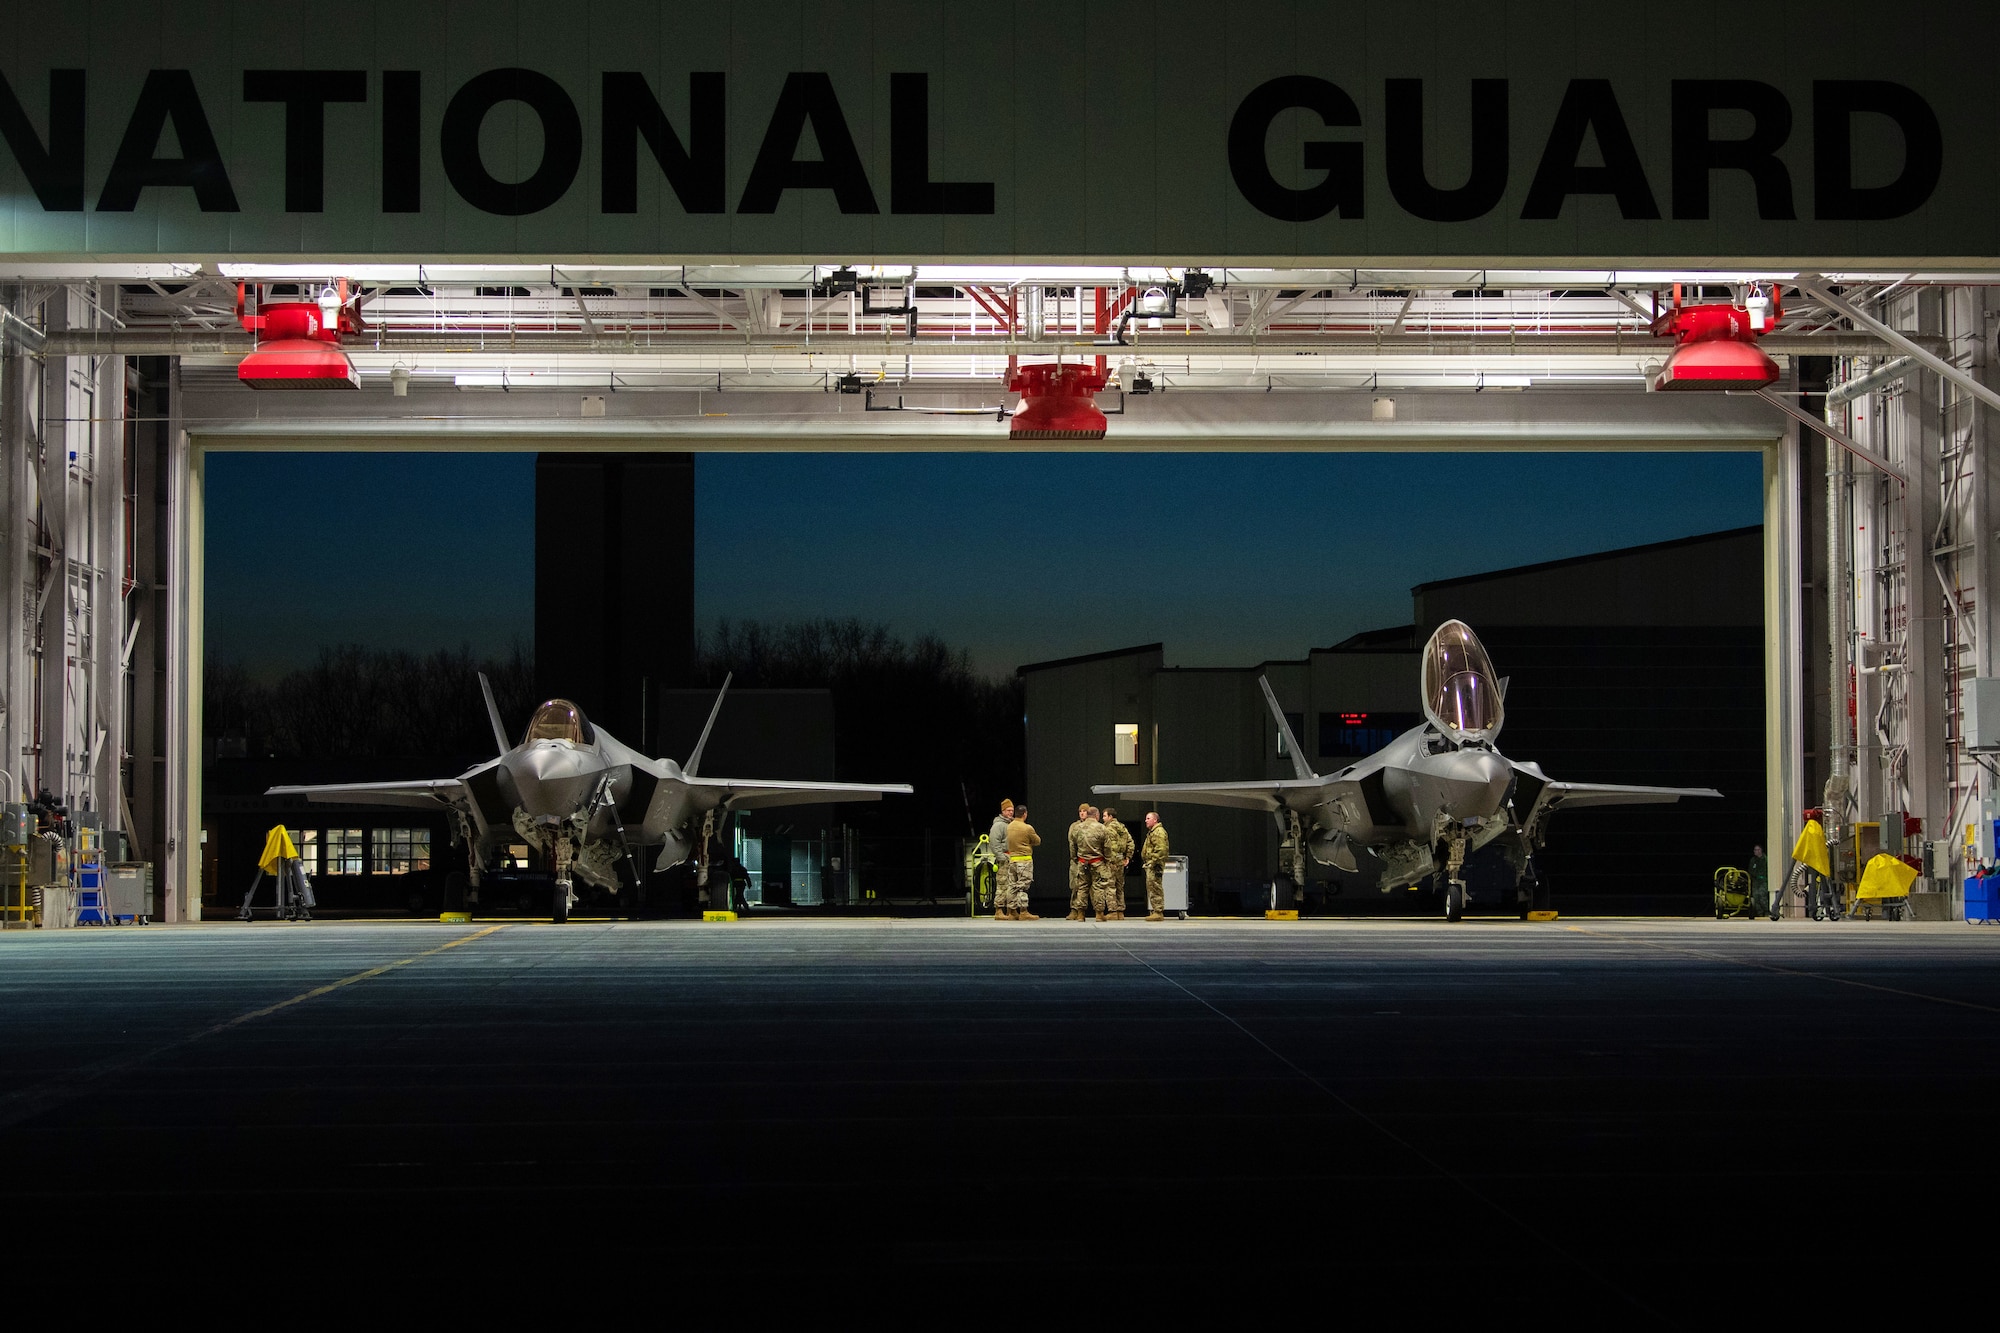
1825, 356, 1916, 408
1754, 387, 1907, 486
36, 330, 1922, 358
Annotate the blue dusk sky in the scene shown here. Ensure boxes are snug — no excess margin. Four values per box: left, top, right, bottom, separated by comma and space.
204, 450, 1763, 680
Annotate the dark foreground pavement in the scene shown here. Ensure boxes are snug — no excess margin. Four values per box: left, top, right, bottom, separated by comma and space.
3, 917, 1995, 1321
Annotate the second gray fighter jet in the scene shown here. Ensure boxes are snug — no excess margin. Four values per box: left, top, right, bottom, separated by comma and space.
1095, 620, 1720, 919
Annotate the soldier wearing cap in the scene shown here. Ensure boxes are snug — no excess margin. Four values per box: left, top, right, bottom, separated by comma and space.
988, 798, 1016, 916
1101, 806, 1134, 921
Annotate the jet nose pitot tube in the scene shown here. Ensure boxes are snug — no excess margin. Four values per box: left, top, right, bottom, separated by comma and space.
1437, 749, 1512, 822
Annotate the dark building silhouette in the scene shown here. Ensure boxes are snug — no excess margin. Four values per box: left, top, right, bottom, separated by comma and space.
1023, 528, 1764, 914
533, 452, 695, 745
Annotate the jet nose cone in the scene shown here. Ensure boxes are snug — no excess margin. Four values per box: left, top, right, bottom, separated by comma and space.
511, 742, 596, 814
1439, 750, 1512, 821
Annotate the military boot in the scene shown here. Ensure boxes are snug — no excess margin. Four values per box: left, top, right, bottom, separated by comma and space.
1017, 909, 1040, 920
1066, 910, 1084, 921
1146, 911, 1165, 922
994, 909, 1016, 921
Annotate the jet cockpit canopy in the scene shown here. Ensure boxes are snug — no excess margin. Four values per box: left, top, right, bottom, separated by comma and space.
1421, 620, 1504, 744
523, 699, 595, 746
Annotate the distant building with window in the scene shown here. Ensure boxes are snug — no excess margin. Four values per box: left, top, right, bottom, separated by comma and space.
1019, 527, 1763, 914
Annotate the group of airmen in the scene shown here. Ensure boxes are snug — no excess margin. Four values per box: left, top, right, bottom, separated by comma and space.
986, 798, 1171, 922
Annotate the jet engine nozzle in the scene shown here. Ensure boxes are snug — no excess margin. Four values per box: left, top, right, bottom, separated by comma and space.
1435, 749, 1513, 822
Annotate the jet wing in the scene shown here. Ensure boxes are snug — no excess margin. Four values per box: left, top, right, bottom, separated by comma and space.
1532, 779, 1724, 809
264, 777, 469, 811
681, 776, 914, 813
1512, 765, 1722, 842
1092, 777, 1356, 816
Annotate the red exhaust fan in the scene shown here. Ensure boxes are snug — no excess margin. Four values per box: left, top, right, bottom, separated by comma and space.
1648, 283, 1780, 391
236, 281, 361, 389
1008, 363, 1110, 440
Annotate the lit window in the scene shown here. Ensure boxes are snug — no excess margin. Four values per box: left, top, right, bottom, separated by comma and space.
1114, 724, 1139, 765
325, 828, 363, 876
373, 828, 431, 875
290, 829, 319, 875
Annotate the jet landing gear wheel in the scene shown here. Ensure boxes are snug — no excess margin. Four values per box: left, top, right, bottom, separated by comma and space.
552, 883, 570, 924
1444, 880, 1465, 922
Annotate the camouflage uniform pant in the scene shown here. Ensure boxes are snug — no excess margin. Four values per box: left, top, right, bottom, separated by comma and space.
997, 859, 1032, 914
1145, 866, 1165, 913
1070, 862, 1091, 915
1088, 862, 1122, 917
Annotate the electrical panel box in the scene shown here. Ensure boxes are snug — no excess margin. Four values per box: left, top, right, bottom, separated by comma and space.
0, 804, 27, 846
1965, 678, 2000, 752
1881, 812, 1906, 855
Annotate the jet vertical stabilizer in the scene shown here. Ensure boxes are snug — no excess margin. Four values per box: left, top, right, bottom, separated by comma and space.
685, 673, 732, 778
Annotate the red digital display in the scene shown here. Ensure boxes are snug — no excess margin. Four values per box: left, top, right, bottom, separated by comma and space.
1339, 712, 1369, 724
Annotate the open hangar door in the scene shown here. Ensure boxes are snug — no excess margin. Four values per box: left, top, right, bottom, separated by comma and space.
136, 277, 1812, 920
22, 270, 1993, 923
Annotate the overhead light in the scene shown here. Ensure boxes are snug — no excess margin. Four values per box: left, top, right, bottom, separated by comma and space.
236, 280, 358, 390
1008, 362, 1110, 440
1647, 288, 1780, 392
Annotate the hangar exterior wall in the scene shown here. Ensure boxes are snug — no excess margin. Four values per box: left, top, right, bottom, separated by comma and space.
1022, 528, 1764, 912
1020, 645, 1160, 898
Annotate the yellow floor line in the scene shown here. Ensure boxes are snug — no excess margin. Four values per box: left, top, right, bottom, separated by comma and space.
198, 924, 509, 1038
1564, 924, 2000, 1015
0, 924, 509, 1131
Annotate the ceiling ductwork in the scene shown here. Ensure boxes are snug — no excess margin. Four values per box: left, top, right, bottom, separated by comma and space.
236, 282, 361, 389
1008, 363, 1110, 440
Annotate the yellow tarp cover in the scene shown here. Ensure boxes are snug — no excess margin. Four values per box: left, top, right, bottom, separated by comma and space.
1857, 853, 1919, 900
1792, 819, 1831, 877
258, 825, 299, 874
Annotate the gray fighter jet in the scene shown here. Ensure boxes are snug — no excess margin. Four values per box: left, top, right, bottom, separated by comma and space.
267, 674, 912, 921
1094, 621, 1720, 919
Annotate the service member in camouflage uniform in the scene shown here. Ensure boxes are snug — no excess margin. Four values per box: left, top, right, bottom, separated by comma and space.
1066, 802, 1092, 920
1078, 807, 1115, 921
1000, 803, 1040, 920
1101, 807, 1134, 921
1141, 811, 1170, 922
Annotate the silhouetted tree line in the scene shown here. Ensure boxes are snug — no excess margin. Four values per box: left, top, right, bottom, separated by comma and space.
206, 644, 536, 759
693, 618, 1023, 835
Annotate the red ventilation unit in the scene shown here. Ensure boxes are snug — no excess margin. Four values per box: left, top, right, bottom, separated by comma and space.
1648, 285, 1780, 392
236, 281, 361, 389
1008, 363, 1110, 440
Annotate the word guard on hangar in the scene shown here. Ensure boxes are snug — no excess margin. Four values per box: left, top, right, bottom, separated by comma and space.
0, 67, 1944, 224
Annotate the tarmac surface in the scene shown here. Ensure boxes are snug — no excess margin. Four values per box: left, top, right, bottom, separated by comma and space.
4, 915, 1996, 1319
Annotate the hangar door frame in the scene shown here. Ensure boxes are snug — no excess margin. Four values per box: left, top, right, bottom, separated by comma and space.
166, 415, 1800, 920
